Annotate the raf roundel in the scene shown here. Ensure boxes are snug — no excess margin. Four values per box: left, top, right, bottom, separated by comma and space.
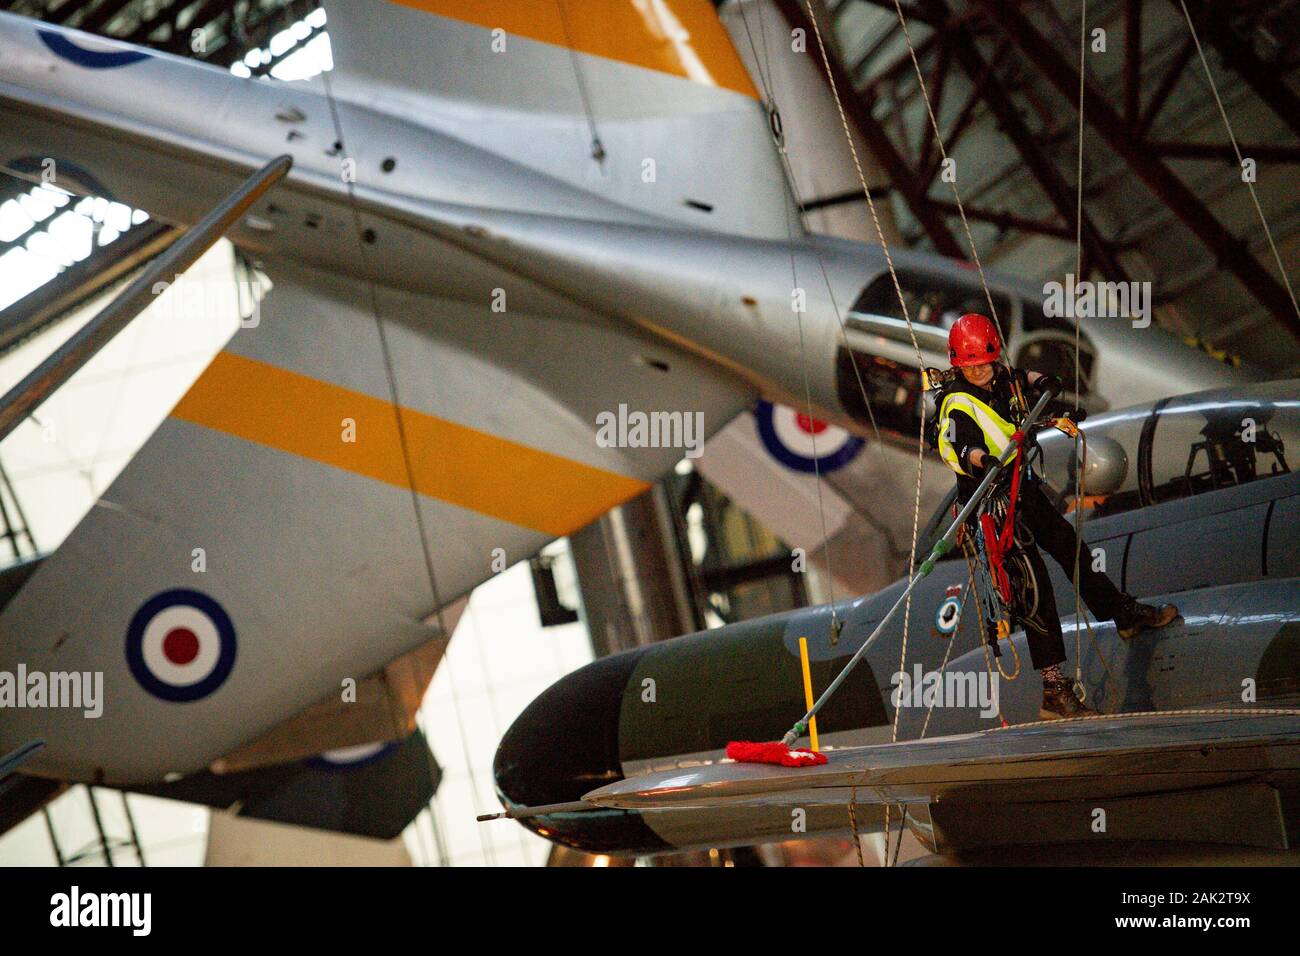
125, 589, 237, 702
38, 29, 151, 69
755, 400, 865, 474
935, 587, 964, 636
307, 742, 398, 771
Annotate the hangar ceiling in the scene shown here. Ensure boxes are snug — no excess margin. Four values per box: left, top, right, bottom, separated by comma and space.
803, 0, 1299, 372
2, 0, 1297, 372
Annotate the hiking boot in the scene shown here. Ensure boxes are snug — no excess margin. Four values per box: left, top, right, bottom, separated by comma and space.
1114, 595, 1179, 640
1039, 679, 1100, 721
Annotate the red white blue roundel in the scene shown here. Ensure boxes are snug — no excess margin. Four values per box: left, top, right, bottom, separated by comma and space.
935, 589, 963, 636
126, 589, 237, 702
755, 400, 865, 474
38, 29, 151, 69
308, 742, 397, 771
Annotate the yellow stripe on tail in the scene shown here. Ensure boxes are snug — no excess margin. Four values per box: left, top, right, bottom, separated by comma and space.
172, 351, 650, 537
389, 0, 758, 97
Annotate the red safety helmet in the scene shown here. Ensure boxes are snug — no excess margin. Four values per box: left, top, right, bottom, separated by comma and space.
948, 313, 1002, 367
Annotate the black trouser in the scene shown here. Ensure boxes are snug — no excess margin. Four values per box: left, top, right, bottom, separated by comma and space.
998, 482, 1126, 671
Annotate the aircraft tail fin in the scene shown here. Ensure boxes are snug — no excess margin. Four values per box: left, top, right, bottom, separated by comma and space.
320, 0, 798, 238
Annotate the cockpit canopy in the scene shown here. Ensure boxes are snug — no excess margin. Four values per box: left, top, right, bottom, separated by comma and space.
1037, 380, 1297, 519
840, 267, 1099, 441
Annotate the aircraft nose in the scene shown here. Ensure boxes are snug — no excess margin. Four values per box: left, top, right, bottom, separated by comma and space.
495, 650, 641, 808
493, 647, 670, 854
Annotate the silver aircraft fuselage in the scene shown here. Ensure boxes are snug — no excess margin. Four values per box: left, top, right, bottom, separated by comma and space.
0, 12, 1246, 447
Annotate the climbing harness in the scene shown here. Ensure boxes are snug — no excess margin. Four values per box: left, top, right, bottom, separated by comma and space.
978, 428, 1026, 602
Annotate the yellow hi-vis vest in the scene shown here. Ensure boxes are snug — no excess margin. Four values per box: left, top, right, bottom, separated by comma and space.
937, 390, 1019, 478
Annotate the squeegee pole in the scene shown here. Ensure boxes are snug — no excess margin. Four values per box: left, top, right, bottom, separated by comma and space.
477, 800, 597, 821
780, 389, 1054, 747
0, 154, 293, 444
0, 739, 45, 779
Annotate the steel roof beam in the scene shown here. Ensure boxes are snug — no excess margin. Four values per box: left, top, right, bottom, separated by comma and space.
975, 0, 1299, 338
1174, 0, 1300, 140
924, 0, 1130, 280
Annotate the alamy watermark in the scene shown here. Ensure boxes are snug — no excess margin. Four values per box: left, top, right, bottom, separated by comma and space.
151, 274, 261, 328
890, 664, 999, 719
1043, 273, 1153, 328
50, 887, 150, 936
595, 404, 705, 459
0, 665, 103, 718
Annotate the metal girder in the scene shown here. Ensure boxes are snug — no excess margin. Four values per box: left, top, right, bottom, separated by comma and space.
916, 32, 953, 174
1175, 0, 1300, 141
920, 35, 1009, 185
776, 0, 966, 257
849, 16, 903, 76
799, 185, 892, 212
0, 154, 292, 442
797, 0, 1130, 276
975, 0, 1300, 339
929, 199, 1075, 239
122, 0, 184, 44
78, 0, 135, 34
849, 0, 943, 28
44, 0, 99, 26
925, 0, 1130, 280
1124, 0, 1142, 125
1138, 33, 1197, 135
858, 28, 943, 97
1151, 141, 1300, 164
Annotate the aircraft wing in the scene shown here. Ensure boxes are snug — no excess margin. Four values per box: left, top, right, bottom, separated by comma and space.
0, 258, 754, 784
131, 727, 442, 842
584, 712, 1300, 851
207, 595, 467, 774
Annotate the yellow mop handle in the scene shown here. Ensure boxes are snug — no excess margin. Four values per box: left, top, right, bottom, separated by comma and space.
798, 637, 820, 751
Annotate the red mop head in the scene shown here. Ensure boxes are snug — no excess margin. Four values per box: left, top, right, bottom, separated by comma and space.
727, 741, 827, 767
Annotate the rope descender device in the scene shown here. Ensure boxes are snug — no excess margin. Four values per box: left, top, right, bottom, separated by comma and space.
1053, 416, 1080, 439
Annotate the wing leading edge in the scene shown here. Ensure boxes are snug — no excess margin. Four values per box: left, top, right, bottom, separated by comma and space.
584, 712, 1300, 852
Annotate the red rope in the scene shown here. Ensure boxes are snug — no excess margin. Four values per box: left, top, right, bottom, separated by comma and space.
979, 430, 1025, 602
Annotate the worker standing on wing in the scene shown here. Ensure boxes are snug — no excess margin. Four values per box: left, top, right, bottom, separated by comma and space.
933, 312, 1178, 720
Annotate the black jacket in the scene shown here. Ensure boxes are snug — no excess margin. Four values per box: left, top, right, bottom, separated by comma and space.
935, 366, 1040, 503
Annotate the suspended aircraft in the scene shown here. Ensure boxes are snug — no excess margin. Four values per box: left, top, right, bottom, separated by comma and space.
0, 0, 1266, 830
494, 380, 1300, 861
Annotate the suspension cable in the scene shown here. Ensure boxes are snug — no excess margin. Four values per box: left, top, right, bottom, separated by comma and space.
886, 0, 1007, 346
799, 0, 932, 863
1071, 0, 1088, 695
1175, 0, 1299, 321
318, 63, 498, 865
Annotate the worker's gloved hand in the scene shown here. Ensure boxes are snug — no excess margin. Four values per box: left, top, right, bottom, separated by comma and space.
974, 454, 1005, 480
1036, 373, 1065, 398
